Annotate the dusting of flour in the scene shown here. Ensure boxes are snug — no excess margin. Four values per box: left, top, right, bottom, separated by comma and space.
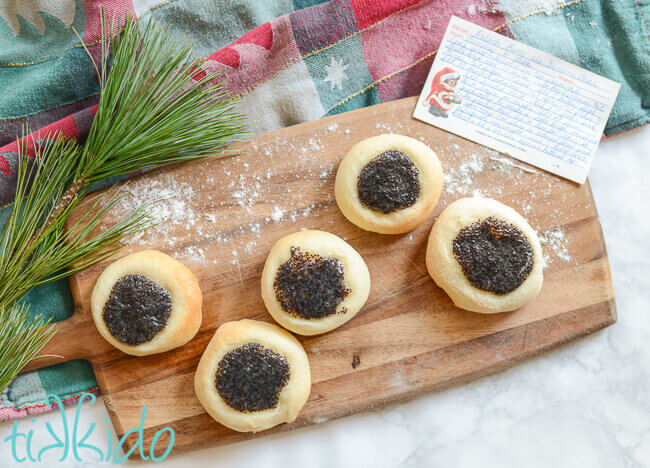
106, 119, 575, 269
107, 125, 338, 265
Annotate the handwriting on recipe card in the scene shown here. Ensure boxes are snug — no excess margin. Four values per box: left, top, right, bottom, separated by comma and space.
413, 16, 620, 184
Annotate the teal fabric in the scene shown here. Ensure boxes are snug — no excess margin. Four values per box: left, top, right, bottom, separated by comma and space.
2, 360, 96, 410
593, 0, 650, 132
292, 0, 325, 10
0, 46, 99, 121
502, 0, 649, 135
36, 360, 97, 400
20, 280, 75, 323
143, 0, 297, 58
328, 86, 382, 115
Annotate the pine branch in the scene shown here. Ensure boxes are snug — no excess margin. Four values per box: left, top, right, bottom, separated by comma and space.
0, 8, 247, 393
0, 304, 56, 393
0, 136, 152, 310
77, 11, 246, 183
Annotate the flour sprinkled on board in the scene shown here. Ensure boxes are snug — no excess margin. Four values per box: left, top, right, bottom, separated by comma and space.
310, 416, 330, 424
539, 227, 572, 266
106, 126, 342, 264
110, 175, 197, 248
183, 244, 207, 264
391, 367, 406, 388
270, 206, 284, 222
443, 154, 485, 195
104, 121, 576, 269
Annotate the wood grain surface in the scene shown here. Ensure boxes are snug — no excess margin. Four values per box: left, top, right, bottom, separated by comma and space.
26, 96, 616, 458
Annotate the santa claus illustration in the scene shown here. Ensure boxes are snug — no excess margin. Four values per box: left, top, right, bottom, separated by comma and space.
423, 67, 462, 118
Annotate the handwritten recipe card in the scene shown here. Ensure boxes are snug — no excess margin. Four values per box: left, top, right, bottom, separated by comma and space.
413, 16, 620, 183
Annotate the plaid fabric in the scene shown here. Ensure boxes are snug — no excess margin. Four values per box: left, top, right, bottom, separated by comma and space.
0, 0, 648, 420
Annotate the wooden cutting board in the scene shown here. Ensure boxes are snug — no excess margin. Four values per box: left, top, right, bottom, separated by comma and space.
26, 96, 616, 458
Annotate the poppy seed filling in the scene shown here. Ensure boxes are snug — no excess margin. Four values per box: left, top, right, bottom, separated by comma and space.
357, 149, 420, 214
453, 217, 534, 295
102, 274, 172, 346
274, 247, 351, 320
215, 343, 290, 412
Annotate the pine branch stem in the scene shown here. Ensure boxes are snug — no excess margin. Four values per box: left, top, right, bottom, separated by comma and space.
51, 178, 85, 222
27, 177, 86, 250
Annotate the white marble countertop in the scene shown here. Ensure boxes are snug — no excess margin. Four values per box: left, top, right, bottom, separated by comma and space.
1, 126, 648, 467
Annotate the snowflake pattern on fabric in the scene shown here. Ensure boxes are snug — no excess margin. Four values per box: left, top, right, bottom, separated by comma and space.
323, 56, 349, 90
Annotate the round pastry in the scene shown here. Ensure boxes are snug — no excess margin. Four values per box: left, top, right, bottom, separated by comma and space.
194, 319, 311, 433
426, 198, 543, 314
91, 250, 202, 356
261, 230, 370, 336
335, 133, 443, 234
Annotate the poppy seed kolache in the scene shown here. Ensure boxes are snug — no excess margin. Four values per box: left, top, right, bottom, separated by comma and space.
194, 319, 311, 433
91, 250, 202, 356
261, 230, 370, 335
426, 197, 544, 313
335, 134, 443, 234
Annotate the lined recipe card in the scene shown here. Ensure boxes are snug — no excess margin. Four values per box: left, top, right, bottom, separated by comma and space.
413, 16, 620, 184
